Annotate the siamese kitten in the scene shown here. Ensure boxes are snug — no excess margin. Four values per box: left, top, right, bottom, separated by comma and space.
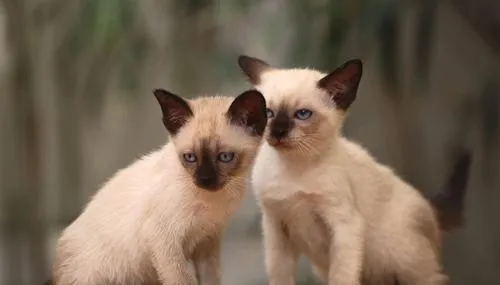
238, 55, 472, 285
50, 88, 267, 285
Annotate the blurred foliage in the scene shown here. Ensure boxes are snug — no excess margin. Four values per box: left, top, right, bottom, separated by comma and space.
479, 78, 500, 181
281, 0, 436, 97
376, 2, 400, 95
26, 0, 439, 100
56, 0, 148, 112
414, 0, 437, 91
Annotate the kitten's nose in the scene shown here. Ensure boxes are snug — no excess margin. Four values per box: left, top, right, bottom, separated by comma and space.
271, 127, 288, 139
197, 176, 217, 187
269, 108, 293, 141
195, 159, 220, 191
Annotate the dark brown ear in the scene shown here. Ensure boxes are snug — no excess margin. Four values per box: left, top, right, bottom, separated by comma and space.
227, 90, 267, 136
238, 55, 272, 85
153, 89, 193, 135
317, 59, 363, 110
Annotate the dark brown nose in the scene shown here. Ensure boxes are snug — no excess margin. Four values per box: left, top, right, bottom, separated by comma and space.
195, 151, 220, 191
270, 126, 289, 139
196, 176, 219, 191
270, 108, 293, 139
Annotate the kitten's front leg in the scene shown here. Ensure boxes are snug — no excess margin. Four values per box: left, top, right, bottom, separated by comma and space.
193, 235, 222, 285
150, 242, 197, 285
262, 210, 298, 285
321, 203, 365, 285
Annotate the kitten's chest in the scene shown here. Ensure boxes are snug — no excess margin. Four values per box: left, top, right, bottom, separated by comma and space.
252, 162, 326, 200
182, 196, 241, 257
274, 196, 331, 263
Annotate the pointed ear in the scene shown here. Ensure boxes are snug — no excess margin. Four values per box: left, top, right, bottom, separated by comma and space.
226, 90, 267, 136
238, 55, 272, 85
317, 59, 363, 110
153, 89, 193, 135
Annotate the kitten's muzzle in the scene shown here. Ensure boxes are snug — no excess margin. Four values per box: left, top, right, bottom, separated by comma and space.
268, 126, 293, 148
195, 159, 221, 191
270, 127, 289, 139
195, 176, 220, 191
269, 110, 293, 140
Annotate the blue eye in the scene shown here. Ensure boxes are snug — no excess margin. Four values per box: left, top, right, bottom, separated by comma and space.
218, 152, 235, 163
294, 109, 313, 120
183, 153, 197, 163
266, 108, 275, 118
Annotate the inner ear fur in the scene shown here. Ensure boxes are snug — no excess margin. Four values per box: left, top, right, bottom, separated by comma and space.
226, 89, 267, 136
153, 88, 193, 135
317, 59, 363, 110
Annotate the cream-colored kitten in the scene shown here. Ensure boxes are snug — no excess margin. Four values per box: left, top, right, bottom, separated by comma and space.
50, 89, 267, 285
238, 56, 471, 285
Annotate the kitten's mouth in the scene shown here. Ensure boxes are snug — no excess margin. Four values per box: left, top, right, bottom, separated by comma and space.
195, 177, 224, 192
267, 137, 291, 149
196, 182, 224, 192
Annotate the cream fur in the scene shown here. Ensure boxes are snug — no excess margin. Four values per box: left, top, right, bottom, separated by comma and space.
52, 95, 264, 285
250, 68, 447, 285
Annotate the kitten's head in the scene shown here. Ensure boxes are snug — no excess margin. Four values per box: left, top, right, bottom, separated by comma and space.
238, 55, 362, 156
153, 89, 267, 191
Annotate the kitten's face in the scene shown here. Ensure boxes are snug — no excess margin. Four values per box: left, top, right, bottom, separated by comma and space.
257, 69, 341, 154
153, 89, 267, 191
238, 56, 362, 155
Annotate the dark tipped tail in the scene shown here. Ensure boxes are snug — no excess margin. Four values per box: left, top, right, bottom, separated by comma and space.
42, 278, 53, 285
429, 149, 472, 232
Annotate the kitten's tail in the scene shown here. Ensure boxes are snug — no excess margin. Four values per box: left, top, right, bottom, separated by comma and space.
429, 149, 472, 232
42, 278, 53, 285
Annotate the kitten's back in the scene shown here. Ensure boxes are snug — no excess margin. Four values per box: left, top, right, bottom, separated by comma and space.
53, 147, 173, 285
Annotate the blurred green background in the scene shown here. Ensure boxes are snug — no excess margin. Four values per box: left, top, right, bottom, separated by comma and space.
0, 0, 499, 284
